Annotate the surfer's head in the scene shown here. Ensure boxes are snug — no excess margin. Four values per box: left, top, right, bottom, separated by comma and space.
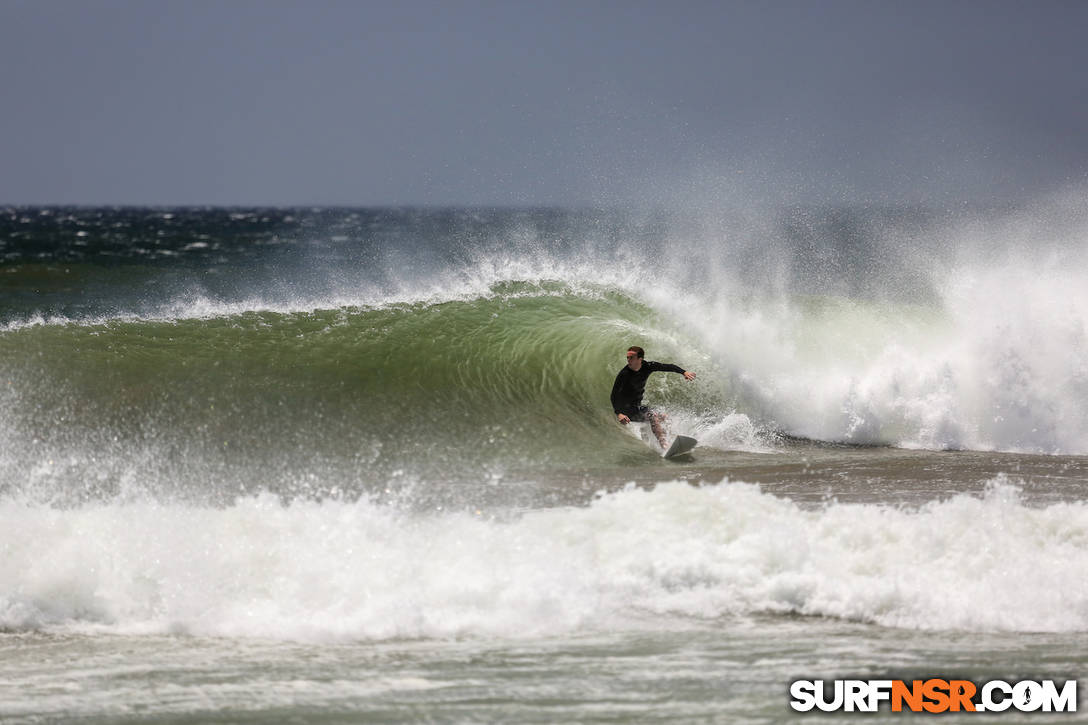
626, 346, 644, 370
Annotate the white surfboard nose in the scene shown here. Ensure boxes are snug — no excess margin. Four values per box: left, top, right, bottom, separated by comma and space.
663, 435, 698, 459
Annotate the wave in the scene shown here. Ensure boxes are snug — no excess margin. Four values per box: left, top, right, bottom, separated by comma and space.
2, 478, 1085, 640
2, 201, 1087, 482
1, 279, 743, 503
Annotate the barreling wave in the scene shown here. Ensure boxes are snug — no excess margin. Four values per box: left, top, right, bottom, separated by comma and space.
2, 201, 1087, 506
2, 261, 1088, 507
0, 279, 731, 503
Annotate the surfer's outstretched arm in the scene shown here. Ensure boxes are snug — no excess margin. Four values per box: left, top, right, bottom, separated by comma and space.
646, 361, 696, 381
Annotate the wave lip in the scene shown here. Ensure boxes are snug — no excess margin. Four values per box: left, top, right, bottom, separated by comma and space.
2, 477, 1086, 641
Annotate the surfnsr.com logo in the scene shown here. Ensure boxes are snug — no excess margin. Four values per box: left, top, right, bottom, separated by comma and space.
790, 679, 1077, 713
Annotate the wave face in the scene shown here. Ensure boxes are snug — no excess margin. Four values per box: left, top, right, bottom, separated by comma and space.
3, 479, 1086, 639
1, 283, 667, 502
1, 202, 1087, 502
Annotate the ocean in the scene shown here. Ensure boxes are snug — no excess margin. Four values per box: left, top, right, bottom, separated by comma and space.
1, 203, 1087, 722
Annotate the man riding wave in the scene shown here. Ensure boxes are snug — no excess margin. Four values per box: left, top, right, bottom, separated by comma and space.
610, 346, 696, 448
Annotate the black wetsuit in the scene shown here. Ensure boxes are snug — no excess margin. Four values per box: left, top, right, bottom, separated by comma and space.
610, 361, 687, 421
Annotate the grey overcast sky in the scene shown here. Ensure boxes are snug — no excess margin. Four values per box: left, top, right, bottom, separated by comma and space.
2, 0, 1087, 206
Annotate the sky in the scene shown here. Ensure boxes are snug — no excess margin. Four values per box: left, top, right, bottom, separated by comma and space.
2, 0, 1087, 206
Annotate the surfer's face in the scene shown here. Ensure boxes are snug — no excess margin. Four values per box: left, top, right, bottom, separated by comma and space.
626, 351, 642, 370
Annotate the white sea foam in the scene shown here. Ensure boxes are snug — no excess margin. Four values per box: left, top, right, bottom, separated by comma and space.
2, 477, 1086, 641
640, 198, 1088, 454
657, 277, 1088, 453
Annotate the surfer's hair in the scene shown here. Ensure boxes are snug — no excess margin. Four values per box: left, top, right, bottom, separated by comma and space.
627, 346, 645, 359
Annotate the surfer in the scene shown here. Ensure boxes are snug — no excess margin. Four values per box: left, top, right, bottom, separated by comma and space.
611, 346, 696, 448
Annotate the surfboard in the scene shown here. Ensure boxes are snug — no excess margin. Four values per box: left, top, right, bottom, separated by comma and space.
663, 434, 697, 459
